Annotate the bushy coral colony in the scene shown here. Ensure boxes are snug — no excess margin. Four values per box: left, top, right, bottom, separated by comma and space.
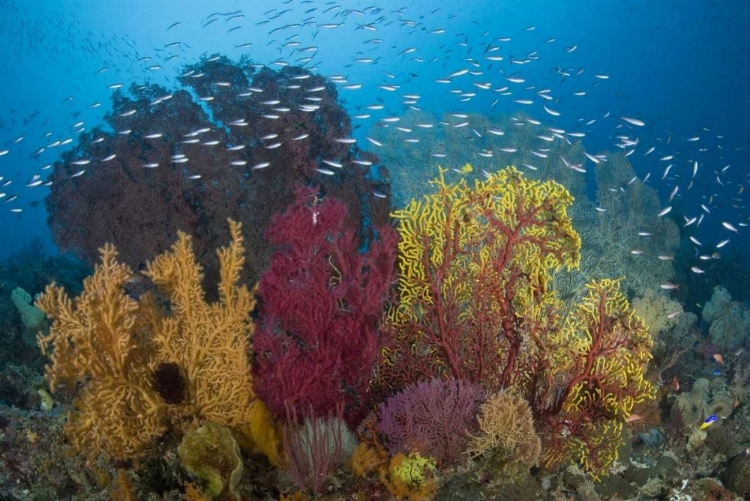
252, 184, 398, 424
45, 58, 387, 288
32, 150, 655, 497
37, 220, 281, 465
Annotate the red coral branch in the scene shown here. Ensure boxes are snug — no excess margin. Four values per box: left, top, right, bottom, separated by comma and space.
253, 185, 398, 426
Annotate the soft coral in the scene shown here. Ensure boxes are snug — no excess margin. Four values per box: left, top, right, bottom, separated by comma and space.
252, 184, 398, 425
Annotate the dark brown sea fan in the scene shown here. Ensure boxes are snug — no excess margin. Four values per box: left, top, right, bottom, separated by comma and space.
46, 56, 388, 289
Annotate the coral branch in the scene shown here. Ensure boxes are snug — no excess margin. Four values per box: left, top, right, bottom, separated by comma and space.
253, 185, 398, 425
36, 220, 276, 462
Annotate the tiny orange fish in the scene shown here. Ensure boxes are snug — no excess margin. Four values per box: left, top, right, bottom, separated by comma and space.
713, 353, 725, 365
672, 375, 680, 391
627, 414, 643, 423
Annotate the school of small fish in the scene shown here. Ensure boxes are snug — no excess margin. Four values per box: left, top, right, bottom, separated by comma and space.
0, 0, 747, 304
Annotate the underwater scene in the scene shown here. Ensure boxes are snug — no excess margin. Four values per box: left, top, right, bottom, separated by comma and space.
0, 0, 749, 499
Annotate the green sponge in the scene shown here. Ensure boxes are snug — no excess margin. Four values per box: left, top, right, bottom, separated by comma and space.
178, 422, 243, 500
11, 287, 45, 330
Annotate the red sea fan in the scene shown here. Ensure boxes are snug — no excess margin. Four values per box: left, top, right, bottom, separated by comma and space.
252, 184, 398, 426
377, 378, 486, 467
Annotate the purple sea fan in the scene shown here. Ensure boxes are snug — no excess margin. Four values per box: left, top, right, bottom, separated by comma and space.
377, 378, 485, 467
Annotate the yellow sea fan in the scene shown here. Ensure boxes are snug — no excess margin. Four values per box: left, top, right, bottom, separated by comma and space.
36, 220, 274, 463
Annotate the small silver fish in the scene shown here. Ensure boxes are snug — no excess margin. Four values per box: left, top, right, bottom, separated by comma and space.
657, 206, 672, 217
321, 159, 343, 168
621, 117, 645, 127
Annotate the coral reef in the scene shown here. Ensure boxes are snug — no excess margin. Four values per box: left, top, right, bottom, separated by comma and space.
631, 288, 682, 342
0, 237, 89, 298
36, 220, 275, 462
380, 452, 439, 501
0, 404, 111, 500
674, 377, 734, 449
0, 239, 89, 370
351, 442, 388, 479
110, 469, 138, 501
722, 453, 750, 497
252, 185, 398, 425
368, 111, 678, 301
46, 58, 388, 291
10, 287, 44, 333
367, 110, 589, 209
5, 64, 742, 497
378, 166, 654, 477
379, 165, 581, 393
539, 279, 655, 476
632, 288, 696, 368
728, 350, 750, 404
9, 286, 45, 349
566, 152, 679, 300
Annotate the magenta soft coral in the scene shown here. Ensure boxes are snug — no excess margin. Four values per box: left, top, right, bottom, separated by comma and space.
252, 184, 398, 425
377, 378, 485, 467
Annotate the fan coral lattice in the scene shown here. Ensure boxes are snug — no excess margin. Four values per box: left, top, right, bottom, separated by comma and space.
37, 220, 274, 461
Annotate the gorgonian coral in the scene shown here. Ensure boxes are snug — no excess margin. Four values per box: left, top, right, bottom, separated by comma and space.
36, 220, 279, 463
47, 57, 388, 289
377, 378, 485, 467
252, 185, 398, 426
377, 166, 654, 477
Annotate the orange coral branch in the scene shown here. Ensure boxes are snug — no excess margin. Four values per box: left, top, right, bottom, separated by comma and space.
36, 219, 272, 461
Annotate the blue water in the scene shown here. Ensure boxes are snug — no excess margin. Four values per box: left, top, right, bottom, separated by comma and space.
0, 0, 748, 289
